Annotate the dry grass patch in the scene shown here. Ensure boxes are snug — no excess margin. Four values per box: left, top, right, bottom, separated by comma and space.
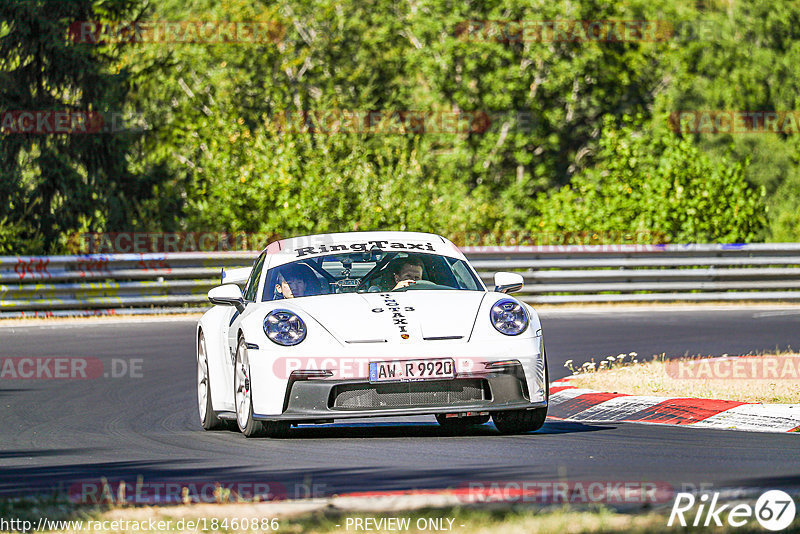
566, 352, 800, 404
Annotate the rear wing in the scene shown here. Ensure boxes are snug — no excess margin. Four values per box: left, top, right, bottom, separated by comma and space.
220, 266, 252, 286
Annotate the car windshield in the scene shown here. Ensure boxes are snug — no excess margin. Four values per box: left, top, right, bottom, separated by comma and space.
262, 251, 484, 300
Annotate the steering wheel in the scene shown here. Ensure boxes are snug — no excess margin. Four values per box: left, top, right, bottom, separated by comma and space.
392, 280, 450, 292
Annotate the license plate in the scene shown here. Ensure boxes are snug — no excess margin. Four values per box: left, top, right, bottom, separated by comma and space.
369, 358, 455, 383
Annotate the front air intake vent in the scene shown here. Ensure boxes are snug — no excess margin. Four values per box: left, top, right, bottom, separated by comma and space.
331, 379, 488, 409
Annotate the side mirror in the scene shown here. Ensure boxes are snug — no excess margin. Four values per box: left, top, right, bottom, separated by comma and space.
208, 284, 246, 313
493, 272, 524, 294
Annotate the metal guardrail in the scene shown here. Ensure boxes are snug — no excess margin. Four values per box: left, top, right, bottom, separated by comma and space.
0, 253, 254, 316
463, 243, 800, 303
2, 244, 800, 316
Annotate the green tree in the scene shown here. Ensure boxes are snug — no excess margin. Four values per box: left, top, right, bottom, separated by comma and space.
656, 0, 800, 240
0, 0, 163, 253
536, 117, 767, 243
5, 0, 794, 252
405, 0, 686, 226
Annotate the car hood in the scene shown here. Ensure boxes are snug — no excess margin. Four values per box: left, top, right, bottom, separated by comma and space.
288, 291, 488, 343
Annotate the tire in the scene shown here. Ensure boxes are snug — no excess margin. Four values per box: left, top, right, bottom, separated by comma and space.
234, 336, 264, 437
491, 344, 550, 435
492, 408, 547, 434
542, 342, 550, 401
234, 337, 291, 438
435, 414, 490, 431
197, 331, 226, 430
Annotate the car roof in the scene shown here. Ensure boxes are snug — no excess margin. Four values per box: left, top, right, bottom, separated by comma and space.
262, 231, 466, 267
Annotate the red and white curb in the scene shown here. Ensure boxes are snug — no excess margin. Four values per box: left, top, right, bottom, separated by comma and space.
548, 378, 800, 433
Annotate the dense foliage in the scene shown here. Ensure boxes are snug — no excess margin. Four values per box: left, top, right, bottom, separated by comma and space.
537, 117, 766, 243
1, 0, 797, 253
0, 0, 165, 253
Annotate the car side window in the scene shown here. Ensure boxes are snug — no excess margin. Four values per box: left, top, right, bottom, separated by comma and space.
448, 257, 482, 290
243, 253, 266, 302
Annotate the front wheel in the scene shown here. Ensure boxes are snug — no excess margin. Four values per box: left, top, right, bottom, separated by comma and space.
234, 337, 264, 437
492, 408, 547, 434
234, 337, 290, 438
491, 345, 549, 434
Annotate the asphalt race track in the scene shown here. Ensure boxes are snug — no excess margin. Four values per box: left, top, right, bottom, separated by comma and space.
1, 307, 800, 502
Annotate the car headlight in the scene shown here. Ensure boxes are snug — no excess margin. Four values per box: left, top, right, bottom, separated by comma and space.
264, 310, 307, 346
490, 299, 528, 336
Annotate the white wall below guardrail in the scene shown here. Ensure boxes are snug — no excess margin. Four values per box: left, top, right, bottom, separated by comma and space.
2, 244, 800, 317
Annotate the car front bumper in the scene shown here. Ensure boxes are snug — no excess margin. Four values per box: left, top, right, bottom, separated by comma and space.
253, 367, 546, 422
246, 334, 547, 418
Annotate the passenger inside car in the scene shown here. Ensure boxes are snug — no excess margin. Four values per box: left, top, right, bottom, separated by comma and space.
274, 263, 325, 298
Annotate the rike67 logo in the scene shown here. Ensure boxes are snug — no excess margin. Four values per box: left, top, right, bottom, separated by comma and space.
669, 490, 796, 531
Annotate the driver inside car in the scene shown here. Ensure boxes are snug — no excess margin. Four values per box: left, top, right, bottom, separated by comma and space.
391, 256, 425, 290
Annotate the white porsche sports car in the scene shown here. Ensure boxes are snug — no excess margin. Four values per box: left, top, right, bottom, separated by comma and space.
196, 231, 549, 437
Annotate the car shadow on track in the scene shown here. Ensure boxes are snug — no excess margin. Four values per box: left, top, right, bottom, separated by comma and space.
281, 420, 612, 439
0, 448, 104, 459
0, 387, 34, 397
0, 460, 558, 503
